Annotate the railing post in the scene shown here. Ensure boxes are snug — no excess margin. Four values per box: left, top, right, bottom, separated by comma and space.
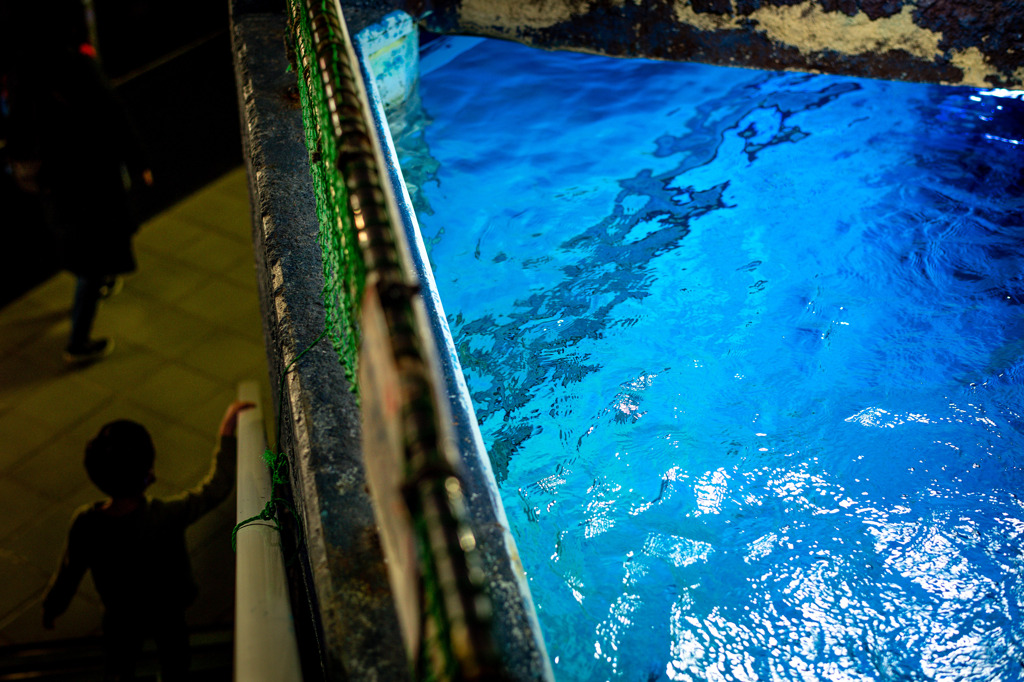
234, 380, 303, 681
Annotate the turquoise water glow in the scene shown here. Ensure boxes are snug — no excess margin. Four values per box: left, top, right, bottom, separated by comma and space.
392, 36, 1024, 681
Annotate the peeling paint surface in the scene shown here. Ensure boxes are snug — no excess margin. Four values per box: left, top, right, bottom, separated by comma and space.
411, 0, 1023, 88
358, 11, 419, 114
737, 4, 941, 60
458, 0, 608, 32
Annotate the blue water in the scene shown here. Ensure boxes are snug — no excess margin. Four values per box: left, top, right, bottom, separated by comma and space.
391, 36, 1024, 681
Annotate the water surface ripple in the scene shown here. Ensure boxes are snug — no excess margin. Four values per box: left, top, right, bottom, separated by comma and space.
392, 37, 1024, 681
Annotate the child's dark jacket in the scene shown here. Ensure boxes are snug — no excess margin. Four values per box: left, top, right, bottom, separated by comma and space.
42, 436, 237, 621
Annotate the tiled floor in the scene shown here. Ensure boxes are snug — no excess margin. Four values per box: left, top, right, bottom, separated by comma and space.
0, 166, 270, 646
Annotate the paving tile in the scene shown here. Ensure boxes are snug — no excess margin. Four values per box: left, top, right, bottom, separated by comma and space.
0, 165, 259, 645
0, 478, 53, 542
119, 364, 225, 426
16, 398, 206, 498
194, 195, 253, 245
150, 421, 220, 491
64, 396, 174, 444
134, 212, 206, 256
178, 329, 267, 385
0, 352, 43, 415
8, 389, 219, 503
223, 256, 260, 290
205, 165, 249, 197
178, 231, 251, 276
215, 215, 255, 247
18, 273, 77, 315
0, 408, 57, 473
0, 292, 55, 325
180, 385, 241, 439
222, 309, 266, 344
174, 175, 252, 239
8, 486, 99, 573
0, 550, 50, 622
7, 429, 96, 502
128, 249, 215, 306
225, 290, 265, 341
0, 305, 68, 358
13, 373, 114, 431
64, 400, 212, 488
117, 304, 217, 360
0, 321, 74, 385
72, 341, 165, 395
91, 291, 167, 347
0, 586, 102, 643
176, 276, 263, 337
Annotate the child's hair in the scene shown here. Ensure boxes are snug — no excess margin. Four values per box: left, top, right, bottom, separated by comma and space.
84, 420, 155, 497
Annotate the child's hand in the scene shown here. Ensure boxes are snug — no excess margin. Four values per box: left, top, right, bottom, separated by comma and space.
219, 400, 257, 437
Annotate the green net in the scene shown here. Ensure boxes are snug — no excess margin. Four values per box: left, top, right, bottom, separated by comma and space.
288, 0, 365, 389
283, 2, 505, 679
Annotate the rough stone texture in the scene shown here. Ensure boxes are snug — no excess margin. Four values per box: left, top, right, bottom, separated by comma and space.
408, 0, 1022, 88
913, 0, 1024, 85
229, 3, 407, 680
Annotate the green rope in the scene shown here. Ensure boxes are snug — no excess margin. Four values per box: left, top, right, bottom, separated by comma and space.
231, 328, 329, 553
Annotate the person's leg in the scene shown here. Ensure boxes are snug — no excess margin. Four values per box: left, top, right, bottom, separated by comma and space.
99, 275, 124, 299
68, 275, 103, 351
102, 612, 144, 682
65, 275, 113, 363
154, 609, 191, 682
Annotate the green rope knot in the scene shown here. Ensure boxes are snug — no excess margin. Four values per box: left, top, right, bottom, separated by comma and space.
231, 496, 282, 553
230, 329, 328, 553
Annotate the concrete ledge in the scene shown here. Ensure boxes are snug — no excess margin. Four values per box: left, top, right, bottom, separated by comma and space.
229, 5, 407, 680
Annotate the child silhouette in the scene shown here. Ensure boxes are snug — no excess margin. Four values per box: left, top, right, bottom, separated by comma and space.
42, 400, 254, 681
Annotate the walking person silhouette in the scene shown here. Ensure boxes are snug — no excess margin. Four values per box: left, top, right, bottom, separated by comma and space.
1, 2, 152, 364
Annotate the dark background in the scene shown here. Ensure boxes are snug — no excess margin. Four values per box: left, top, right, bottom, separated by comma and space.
2, 0, 243, 307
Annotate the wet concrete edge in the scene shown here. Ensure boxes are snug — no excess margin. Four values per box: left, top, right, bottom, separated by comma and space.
229, 3, 407, 680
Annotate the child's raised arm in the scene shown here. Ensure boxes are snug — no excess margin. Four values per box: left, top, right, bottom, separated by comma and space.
220, 400, 256, 437
159, 401, 256, 525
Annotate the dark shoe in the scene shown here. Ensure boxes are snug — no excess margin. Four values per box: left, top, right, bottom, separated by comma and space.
63, 338, 114, 366
99, 276, 124, 299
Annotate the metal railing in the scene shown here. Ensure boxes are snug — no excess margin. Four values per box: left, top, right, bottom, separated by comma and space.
286, 1, 504, 678
234, 380, 303, 681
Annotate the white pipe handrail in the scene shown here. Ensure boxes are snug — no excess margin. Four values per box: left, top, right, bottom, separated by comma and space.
234, 380, 303, 681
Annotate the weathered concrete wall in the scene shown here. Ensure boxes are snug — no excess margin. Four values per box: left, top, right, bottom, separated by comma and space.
229, 1, 408, 679
392, 0, 1022, 88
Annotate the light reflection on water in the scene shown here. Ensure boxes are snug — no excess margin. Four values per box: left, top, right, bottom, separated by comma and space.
392, 35, 1024, 681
